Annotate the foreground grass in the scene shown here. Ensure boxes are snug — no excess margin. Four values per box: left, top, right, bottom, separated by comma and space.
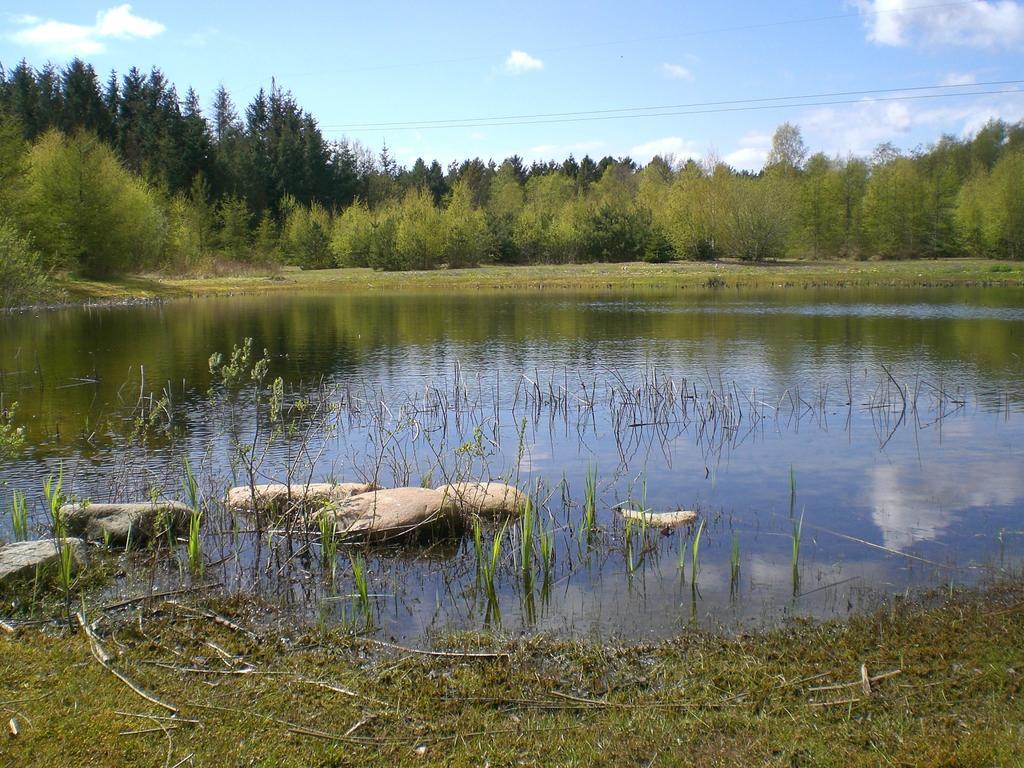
2, 583, 1022, 766
52, 258, 1024, 304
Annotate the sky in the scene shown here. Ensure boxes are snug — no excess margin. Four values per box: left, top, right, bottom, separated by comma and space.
1, 0, 1023, 170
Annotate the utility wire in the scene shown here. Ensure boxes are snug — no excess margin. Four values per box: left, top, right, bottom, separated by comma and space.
321, 79, 1024, 130
320, 85, 1023, 133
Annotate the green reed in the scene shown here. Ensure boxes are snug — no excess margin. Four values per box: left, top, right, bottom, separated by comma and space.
791, 510, 804, 595
730, 531, 740, 597
10, 489, 28, 541
582, 463, 597, 537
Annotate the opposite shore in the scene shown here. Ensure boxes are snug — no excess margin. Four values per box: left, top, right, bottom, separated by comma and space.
19, 257, 1024, 311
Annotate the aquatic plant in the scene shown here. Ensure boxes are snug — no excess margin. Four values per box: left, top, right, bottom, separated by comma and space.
791, 510, 804, 595
42, 466, 65, 539
10, 489, 28, 541
691, 518, 706, 587
730, 531, 741, 597
582, 463, 597, 537
350, 553, 370, 625
519, 497, 535, 593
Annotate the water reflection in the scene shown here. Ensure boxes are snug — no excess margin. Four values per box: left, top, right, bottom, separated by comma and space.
0, 286, 1022, 639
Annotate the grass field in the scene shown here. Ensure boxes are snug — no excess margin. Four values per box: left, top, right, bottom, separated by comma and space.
2, 581, 1022, 766
49, 258, 1024, 305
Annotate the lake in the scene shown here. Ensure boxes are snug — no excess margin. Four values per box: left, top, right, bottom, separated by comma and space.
1, 285, 1022, 640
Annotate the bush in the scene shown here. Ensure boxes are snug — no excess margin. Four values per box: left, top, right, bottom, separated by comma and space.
0, 220, 46, 307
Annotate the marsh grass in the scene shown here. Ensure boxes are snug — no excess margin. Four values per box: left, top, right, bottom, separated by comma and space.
730, 532, 740, 598
519, 497, 535, 594
691, 518, 706, 590
10, 489, 27, 541
182, 456, 203, 574
350, 553, 371, 627
582, 463, 597, 539
792, 510, 804, 596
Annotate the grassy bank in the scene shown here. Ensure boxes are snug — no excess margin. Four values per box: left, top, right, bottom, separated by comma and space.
2, 582, 1022, 766
49, 258, 1024, 305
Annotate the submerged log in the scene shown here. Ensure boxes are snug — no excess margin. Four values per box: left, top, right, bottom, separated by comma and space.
225, 482, 379, 515
435, 482, 527, 517
61, 502, 190, 547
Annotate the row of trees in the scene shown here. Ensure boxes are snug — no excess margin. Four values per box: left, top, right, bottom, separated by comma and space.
1, 57, 1023, 304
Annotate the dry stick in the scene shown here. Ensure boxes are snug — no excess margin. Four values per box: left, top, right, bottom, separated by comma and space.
808, 696, 862, 708
807, 669, 902, 693
116, 711, 201, 725
353, 635, 510, 659
76, 611, 179, 714
164, 600, 257, 640
101, 584, 222, 612
296, 677, 387, 704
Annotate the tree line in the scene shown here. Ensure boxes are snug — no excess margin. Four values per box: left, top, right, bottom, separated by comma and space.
1, 58, 1022, 305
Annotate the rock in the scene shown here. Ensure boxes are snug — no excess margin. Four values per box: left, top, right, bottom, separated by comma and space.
435, 482, 527, 517
61, 502, 191, 547
225, 482, 379, 514
0, 538, 87, 585
321, 487, 457, 541
618, 508, 698, 528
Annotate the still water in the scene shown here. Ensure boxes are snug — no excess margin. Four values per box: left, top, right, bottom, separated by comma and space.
1, 286, 1022, 639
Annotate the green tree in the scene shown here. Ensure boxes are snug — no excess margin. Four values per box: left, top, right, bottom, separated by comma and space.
0, 219, 46, 306
442, 179, 490, 267
23, 129, 163, 276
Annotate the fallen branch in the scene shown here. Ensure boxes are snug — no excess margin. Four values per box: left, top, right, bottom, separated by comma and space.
354, 636, 509, 659
77, 611, 178, 714
164, 600, 257, 640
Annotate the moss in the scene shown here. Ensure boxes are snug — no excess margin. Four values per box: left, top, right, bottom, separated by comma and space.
2, 581, 1022, 766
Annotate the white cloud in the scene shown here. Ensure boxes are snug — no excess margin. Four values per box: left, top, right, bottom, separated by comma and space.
11, 4, 165, 56
854, 0, 1024, 49
523, 140, 606, 160
724, 146, 769, 171
802, 91, 1024, 156
630, 136, 702, 164
723, 131, 772, 171
867, 458, 1024, 551
941, 72, 977, 86
662, 63, 694, 81
504, 49, 544, 74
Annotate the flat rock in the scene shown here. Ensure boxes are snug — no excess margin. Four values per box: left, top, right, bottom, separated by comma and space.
618, 508, 698, 528
435, 482, 527, 517
322, 487, 455, 541
0, 538, 87, 585
225, 482, 379, 514
61, 502, 191, 547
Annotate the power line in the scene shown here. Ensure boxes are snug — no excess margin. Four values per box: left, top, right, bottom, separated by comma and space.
319, 83, 1024, 133
321, 79, 1024, 130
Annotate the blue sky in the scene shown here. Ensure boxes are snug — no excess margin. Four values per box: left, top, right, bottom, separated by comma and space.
2, 1, 1023, 170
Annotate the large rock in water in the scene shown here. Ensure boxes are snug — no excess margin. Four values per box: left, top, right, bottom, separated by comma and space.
61, 502, 191, 547
320, 487, 456, 541
0, 538, 87, 586
225, 482, 379, 515
435, 482, 527, 517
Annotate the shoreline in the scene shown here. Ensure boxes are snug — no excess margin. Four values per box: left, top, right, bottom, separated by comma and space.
11, 257, 1020, 312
